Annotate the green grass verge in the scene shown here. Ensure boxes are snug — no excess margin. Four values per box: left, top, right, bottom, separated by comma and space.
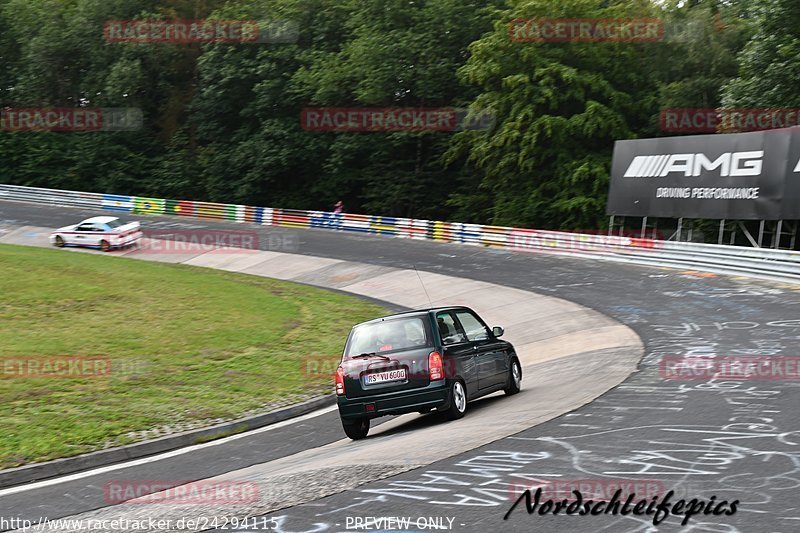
0, 244, 387, 469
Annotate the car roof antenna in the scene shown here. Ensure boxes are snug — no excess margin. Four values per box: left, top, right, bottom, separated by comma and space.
413, 265, 434, 309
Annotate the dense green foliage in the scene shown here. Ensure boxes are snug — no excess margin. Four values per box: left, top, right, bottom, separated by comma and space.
722, 0, 799, 107
0, 0, 773, 228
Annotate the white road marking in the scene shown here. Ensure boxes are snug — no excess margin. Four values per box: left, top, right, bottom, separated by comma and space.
0, 405, 337, 497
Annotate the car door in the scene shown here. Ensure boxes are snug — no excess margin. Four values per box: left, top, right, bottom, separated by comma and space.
454, 309, 508, 390
72, 223, 96, 246
84, 223, 104, 247
95, 223, 112, 246
435, 311, 478, 397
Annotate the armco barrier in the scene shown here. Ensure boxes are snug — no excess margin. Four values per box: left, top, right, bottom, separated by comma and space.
1, 183, 799, 284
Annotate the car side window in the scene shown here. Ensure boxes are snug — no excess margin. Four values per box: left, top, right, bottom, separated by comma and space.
436, 312, 467, 345
455, 311, 490, 342
76, 223, 94, 232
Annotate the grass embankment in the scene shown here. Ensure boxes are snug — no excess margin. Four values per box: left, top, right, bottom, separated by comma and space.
0, 244, 386, 469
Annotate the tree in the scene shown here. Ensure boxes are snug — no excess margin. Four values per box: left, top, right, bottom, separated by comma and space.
722, 0, 800, 107
447, 0, 661, 229
649, 0, 753, 136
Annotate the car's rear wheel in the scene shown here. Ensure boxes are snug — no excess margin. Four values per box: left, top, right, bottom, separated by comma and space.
443, 380, 467, 420
504, 358, 522, 396
100, 240, 111, 252
54, 235, 65, 248
341, 417, 370, 440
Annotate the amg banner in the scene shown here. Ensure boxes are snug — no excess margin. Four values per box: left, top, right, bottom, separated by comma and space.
606, 129, 800, 220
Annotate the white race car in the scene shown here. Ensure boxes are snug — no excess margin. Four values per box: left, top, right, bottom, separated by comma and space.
50, 216, 142, 252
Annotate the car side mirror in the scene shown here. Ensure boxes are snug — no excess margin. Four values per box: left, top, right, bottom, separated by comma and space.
492, 326, 504, 338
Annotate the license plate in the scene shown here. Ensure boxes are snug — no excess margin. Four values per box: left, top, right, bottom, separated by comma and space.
363, 368, 407, 385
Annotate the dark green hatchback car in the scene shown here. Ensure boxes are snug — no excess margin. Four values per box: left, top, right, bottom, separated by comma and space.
335, 306, 521, 439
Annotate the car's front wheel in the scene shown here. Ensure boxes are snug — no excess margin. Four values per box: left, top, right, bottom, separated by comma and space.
54, 235, 65, 248
504, 358, 522, 396
341, 417, 370, 440
443, 380, 467, 420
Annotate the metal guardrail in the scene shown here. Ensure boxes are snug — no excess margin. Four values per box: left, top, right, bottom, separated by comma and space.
1, 183, 799, 284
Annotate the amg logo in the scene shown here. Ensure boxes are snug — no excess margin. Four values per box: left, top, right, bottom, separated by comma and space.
623, 151, 764, 178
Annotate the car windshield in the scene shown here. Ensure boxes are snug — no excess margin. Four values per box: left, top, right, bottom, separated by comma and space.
344, 316, 431, 358
105, 219, 122, 228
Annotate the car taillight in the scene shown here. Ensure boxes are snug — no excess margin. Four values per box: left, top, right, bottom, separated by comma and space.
429, 351, 443, 381
335, 366, 345, 395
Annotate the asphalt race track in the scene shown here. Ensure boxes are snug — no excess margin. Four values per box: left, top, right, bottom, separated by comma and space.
1, 201, 800, 533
